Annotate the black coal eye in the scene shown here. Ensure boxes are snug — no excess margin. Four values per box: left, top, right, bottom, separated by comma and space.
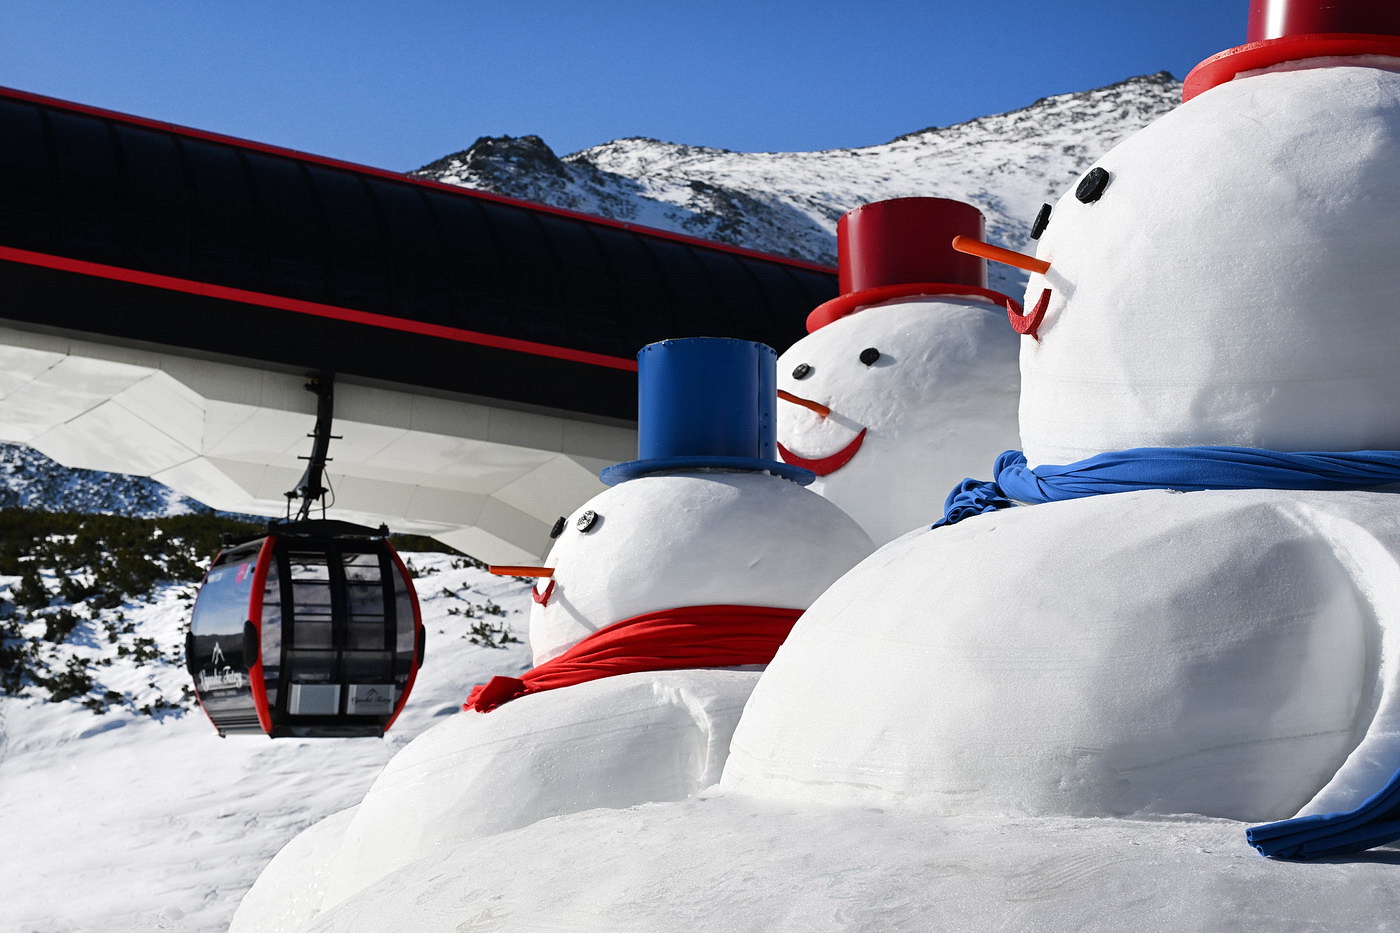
859, 347, 880, 366
1030, 203, 1052, 239
791, 363, 811, 380
576, 510, 599, 533
1075, 167, 1111, 204
549, 516, 566, 539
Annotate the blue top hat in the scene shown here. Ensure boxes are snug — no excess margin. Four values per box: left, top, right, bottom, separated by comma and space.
600, 337, 815, 486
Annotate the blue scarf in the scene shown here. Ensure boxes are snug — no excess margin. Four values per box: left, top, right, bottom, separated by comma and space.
940, 446, 1400, 526
937, 444, 1400, 859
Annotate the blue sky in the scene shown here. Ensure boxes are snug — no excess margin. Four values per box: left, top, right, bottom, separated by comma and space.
1, 1, 1244, 172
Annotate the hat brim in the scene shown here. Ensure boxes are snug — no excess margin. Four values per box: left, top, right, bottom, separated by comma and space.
600, 456, 815, 486
1184, 34, 1400, 101
807, 283, 1015, 332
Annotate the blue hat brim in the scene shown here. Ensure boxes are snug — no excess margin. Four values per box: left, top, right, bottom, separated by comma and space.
600, 456, 815, 487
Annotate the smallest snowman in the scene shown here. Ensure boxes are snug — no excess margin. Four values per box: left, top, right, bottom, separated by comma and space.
777, 198, 1021, 544
231, 337, 873, 932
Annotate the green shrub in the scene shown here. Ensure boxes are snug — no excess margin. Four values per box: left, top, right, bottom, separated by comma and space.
0, 509, 260, 714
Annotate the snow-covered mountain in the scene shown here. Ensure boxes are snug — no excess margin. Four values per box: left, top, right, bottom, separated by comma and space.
0, 442, 208, 517
414, 72, 1181, 297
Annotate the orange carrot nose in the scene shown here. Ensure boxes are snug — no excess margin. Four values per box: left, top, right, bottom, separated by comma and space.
777, 389, 831, 417
489, 565, 554, 578
951, 235, 1051, 276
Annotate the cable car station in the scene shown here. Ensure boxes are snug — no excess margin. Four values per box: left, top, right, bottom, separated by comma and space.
0, 84, 834, 561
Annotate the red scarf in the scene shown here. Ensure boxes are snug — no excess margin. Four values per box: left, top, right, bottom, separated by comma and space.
464, 604, 803, 713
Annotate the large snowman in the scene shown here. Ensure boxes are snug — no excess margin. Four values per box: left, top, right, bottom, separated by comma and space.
724, 0, 1400, 858
775, 198, 1020, 545
230, 338, 873, 931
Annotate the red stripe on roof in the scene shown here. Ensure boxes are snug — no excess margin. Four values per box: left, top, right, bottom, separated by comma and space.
0, 84, 836, 276
0, 243, 640, 373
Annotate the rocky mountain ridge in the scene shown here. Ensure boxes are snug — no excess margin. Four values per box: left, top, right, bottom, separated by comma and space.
414, 72, 1183, 297
0, 442, 205, 517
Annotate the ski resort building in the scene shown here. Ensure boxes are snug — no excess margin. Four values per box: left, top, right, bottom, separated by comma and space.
0, 86, 835, 559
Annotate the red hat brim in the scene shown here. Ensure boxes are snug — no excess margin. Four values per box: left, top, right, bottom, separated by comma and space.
807, 282, 1017, 333
1184, 33, 1400, 101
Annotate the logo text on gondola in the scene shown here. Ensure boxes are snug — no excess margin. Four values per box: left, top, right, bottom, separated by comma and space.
198, 640, 249, 691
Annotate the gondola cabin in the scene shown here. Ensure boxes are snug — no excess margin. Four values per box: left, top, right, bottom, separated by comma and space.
186, 520, 424, 737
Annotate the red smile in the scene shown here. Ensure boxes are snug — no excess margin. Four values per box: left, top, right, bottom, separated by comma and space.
533, 579, 556, 606
778, 428, 867, 476
1009, 288, 1051, 340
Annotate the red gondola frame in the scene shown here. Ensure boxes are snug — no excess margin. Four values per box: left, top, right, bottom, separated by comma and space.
188, 520, 424, 738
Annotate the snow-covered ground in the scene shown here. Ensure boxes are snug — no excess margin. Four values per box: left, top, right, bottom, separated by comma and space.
303, 795, 1400, 933
6, 539, 1400, 933
0, 553, 533, 933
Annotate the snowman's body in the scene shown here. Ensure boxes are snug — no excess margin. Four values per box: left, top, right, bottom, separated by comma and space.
726, 486, 1400, 822
776, 297, 1020, 544
232, 670, 755, 933
232, 470, 873, 930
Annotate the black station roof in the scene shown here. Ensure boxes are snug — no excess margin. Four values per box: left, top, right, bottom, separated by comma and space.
0, 87, 837, 421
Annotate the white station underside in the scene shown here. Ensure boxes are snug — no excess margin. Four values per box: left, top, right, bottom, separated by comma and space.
0, 323, 636, 562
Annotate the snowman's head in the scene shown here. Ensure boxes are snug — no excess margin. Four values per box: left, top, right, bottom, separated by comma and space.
771, 197, 1021, 542
776, 296, 1019, 543
1013, 63, 1400, 466
525, 471, 873, 665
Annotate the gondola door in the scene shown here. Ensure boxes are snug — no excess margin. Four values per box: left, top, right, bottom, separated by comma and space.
267, 533, 421, 737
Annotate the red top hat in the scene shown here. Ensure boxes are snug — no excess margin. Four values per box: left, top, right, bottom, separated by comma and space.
1184, 0, 1400, 101
805, 197, 1013, 332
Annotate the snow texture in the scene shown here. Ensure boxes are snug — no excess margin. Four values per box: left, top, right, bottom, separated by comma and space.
300, 795, 1400, 933
239, 669, 759, 929
727, 488, 1400, 823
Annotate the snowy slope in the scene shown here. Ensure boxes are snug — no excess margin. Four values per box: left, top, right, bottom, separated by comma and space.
0, 552, 533, 933
0, 442, 208, 517
414, 72, 1181, 297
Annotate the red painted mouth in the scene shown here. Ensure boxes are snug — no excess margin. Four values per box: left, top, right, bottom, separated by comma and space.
778, 428, 867, 476
1009, 288, 1051, 340
533, 579, 556, 607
